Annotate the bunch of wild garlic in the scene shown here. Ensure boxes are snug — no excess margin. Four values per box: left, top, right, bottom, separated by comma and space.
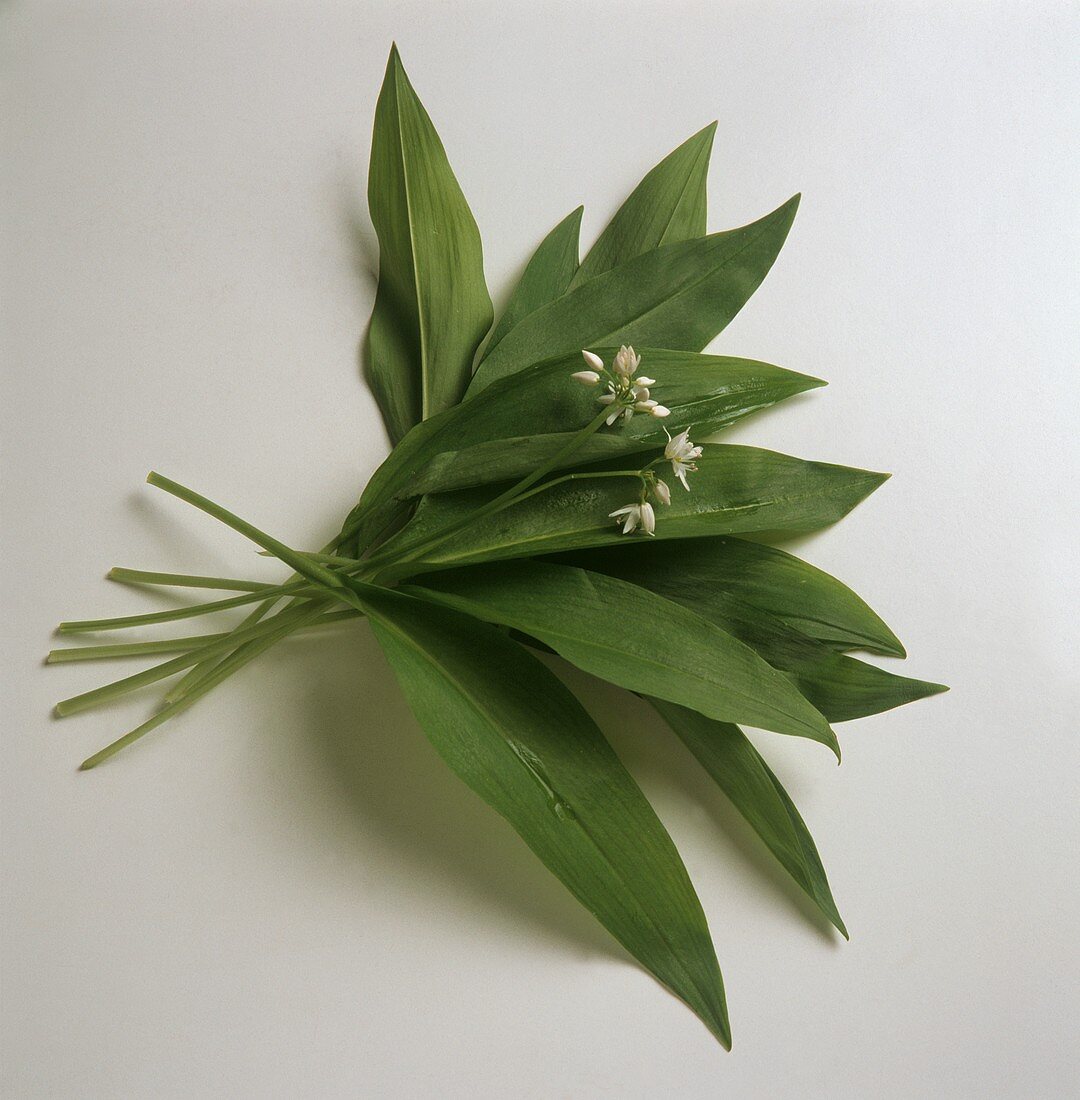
51, 45, 946, 1048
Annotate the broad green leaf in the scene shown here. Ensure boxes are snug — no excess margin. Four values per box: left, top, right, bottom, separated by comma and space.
483, 207, 583, 358
340, 353, 822, 553
569, 123, 716, 288
405, 560, 840, 756
563, 536, 905, 657
360, 585, 731, 1047
376, 444, 888, 570
650, 700, 848, 937
563, 547, 947, 720
469, 195, 800, 392
367, 45, 493, 442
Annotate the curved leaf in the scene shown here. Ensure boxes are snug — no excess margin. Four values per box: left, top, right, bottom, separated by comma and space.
367, 45, 493, 442
360, 585, 731, 1047
406, 560, 839, 756
563, 547, 946, 720
341, 353, 822, 553
651, 701, 847, 937
560, 536, 906, 657
483, 206, 583, 358
570, 123, 715, 288
377, 444, 888, 570
470, 195, 800, 392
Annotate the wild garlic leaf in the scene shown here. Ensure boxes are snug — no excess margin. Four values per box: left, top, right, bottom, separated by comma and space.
406, 561, 839, 755
340, 352, 822, 553
469, 195, 799, 393
360, 584, 731, 1048
569, 123, 716, 288
563, 549, 946, 721
563, 536, 906, 657
367, 45, 493, 442
482, 207, 583, 359
377, 444, 888, 569
650, 701, 848, 938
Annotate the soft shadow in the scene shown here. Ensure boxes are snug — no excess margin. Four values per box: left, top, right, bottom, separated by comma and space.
335, 170, 381, 424
287, 624, 621, 962
563, 668, 844, 946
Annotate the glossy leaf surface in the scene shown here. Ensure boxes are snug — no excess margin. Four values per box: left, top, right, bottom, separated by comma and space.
367, 45, 493, 441
406, 560, 839, 755
341, 354, 822, 552
360, 585, 731, 1046
570, 123, 715, 287
470, 195, 800, 392
651, 700, 847, 936
378, 445, 888, 569
564, 546, 946, 720
483, 206, 583, 357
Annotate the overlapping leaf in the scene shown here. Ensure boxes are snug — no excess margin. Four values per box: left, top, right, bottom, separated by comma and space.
568, 536, 906, 656
406, 560, 839, 755
360, 584, 731, 1046
568, 123, 715, 287
375, 444, 888, 571
651, 701, 847, 937
469, 196, 800, 392
341, 353, 822, 553
483, 207, 583, 357
366, 45, 493, 442
563, 544, 946, 720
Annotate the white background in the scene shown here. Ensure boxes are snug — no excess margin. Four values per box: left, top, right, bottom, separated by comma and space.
3, 2, 1078, 1096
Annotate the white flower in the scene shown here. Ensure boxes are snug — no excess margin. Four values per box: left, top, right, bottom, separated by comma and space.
609, 501, 655, 536
581, 349, 605, 371
634, 375, 656, 387
652, 479, 671, 506
664, 427, 703, 490
571, 370, 600, 386
634, 399, 658, 412
612, 345, 641, 377
650, 405, 671, 418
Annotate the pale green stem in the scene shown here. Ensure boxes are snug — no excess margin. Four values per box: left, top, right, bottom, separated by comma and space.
55, 602, 341, 716
58, 579, 316, 634
79, 604, 328, 770
108, 568, 278, 593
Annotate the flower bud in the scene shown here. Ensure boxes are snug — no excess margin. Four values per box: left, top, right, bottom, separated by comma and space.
581, 350, 605, 372
613, 345, 640, 377
634, 376, 656, 387
653, 479, 671, 506
650, 405, 671, 418
571, 370, 601, 385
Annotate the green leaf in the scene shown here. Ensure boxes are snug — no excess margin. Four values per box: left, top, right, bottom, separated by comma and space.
483, 207, 583, 358
340, 353, 822, 553
563, 536, 905, 657
469, 195, 800, 392
366, 45, 493, 442
569, 123, 715, 288
377, 444, 888, 569
650, 700, 848, 938
405, 560, 840, 756
562, 546, 946, 721
360, 585, 731, 1047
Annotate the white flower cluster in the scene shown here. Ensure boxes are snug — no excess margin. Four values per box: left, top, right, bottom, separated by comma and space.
573, 346, 671, 426
608, 427, 704, 536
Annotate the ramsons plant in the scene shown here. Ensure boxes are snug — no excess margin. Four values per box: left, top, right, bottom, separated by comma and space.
50, 45, 946, 1049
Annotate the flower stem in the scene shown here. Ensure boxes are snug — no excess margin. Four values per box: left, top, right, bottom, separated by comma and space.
55, 601, 341, 716
78, 604, 328, 770
107, 568, 278, 593
365, 406, 615, 577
